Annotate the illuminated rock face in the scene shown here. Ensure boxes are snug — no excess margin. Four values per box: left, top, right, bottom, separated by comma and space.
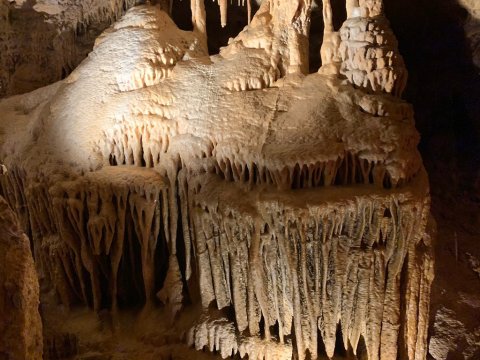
0, 1, 434, 359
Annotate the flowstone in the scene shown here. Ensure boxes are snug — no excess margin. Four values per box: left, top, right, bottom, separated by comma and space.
0, 1, 434, 359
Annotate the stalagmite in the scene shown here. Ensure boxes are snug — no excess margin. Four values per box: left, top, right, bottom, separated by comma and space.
346, 0, 358, 19
0, 0, 434, 359
319, 0, 341, 73
338, 0, 407, 96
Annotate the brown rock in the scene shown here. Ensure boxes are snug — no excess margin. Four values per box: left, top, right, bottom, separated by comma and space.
0, 196, 42, 360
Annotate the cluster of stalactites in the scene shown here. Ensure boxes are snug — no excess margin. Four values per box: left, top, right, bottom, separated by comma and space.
188, 0, 252, 34
188, 0, 385, 37
188, 0, 406, 97
216, 0, 253, 27
191, 0, 385, 30
190, 177, 434, 360
0, 165, 187, 320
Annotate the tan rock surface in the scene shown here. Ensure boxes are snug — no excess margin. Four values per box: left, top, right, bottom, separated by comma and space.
0, 196, 42, 359
0, 1, 435, 359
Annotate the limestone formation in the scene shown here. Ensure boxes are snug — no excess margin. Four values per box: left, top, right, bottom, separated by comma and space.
0, 196, 42, 360
0, 0, 434, 359
338, 15, 407, 97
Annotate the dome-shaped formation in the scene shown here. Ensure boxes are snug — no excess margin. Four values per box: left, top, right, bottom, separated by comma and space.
0, 1, 434, 359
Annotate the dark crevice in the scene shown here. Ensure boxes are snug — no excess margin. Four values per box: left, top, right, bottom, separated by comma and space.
332, 0, 347, 31
309, 5, 324, 73
174, 189, 190, 303
117, 214, 146, 308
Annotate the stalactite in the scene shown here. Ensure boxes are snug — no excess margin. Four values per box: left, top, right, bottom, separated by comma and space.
190, 0, 207, 50
0, 2, 433, 359
323, 0, 334, 33
219, 0, 228, 28
187, 171, 433, 360
31, 167, 181, 315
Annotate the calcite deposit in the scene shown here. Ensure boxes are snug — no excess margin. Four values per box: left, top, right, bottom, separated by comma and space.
0, 0, 434, 359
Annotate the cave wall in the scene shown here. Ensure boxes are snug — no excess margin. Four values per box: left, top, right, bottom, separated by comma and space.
0, 0, 138, 98
459, 0, 480, 68
383, 0, 480, 358
384, 0, 480, 164
0, 196, 42, 360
